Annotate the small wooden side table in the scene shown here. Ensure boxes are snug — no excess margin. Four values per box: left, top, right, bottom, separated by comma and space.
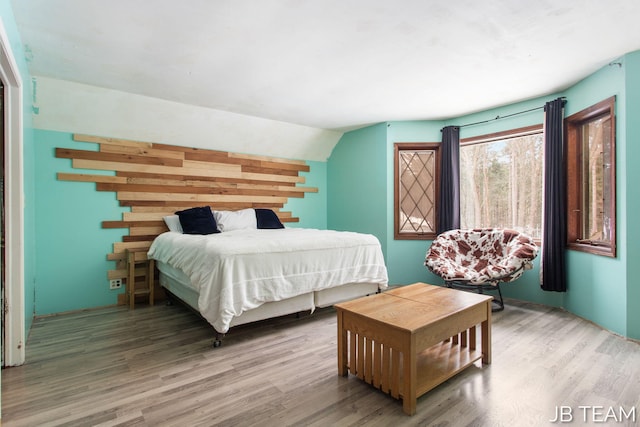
126, 249, 155, 309
335, 282, 492, 415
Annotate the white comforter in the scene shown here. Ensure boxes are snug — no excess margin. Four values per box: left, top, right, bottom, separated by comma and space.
147, 228, 388, 333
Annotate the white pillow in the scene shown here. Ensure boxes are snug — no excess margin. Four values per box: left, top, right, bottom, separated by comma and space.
214, 208, 257, 232
163, 215, 184, 233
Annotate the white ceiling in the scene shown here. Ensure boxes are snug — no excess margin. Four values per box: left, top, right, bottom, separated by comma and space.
11, 0, 640, 131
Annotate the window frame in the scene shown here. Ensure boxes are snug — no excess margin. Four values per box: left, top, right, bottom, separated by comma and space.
460, 124, 544, 242
393, 142, 440, 240
565, 96, 617, 257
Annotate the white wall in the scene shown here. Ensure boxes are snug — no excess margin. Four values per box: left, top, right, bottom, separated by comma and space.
31, 76, 343, 161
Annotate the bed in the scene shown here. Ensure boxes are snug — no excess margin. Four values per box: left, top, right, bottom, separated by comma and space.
147, 207, 389, 346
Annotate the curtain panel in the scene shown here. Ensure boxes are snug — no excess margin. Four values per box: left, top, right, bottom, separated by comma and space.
540, 97, 567, 292
437, 126, 461, 234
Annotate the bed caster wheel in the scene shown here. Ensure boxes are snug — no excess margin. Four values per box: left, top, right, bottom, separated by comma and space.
213, 340, 222, 348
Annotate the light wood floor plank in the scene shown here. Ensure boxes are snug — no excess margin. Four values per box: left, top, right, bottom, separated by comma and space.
2, 299, 640, 426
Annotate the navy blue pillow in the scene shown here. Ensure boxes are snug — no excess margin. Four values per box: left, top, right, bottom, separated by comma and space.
255, 209, 285, 229
175, 206, 220, 235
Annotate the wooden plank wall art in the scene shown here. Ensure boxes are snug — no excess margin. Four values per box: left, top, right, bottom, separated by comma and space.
57, 134, 317, 304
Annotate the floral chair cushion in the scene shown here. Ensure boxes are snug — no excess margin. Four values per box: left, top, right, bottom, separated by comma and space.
425, 228, 539, 285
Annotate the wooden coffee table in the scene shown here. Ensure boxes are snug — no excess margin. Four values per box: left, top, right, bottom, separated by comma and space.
335, 282, 492, 415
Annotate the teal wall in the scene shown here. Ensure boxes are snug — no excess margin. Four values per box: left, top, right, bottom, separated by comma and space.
562, 57, 628, 336
623, 51, 640, 340
0, 4, 36, 332
283, 160, 327, 229
327, 123, 388, 252
328, 54, 639, 339
34, 130, 130, 314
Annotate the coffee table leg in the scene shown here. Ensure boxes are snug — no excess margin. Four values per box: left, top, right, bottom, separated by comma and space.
403, 348, 417, 415
337, 309, 348, 376
482, 301, 492, 364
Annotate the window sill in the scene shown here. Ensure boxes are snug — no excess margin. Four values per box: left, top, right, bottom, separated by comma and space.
567, 242, 616, 258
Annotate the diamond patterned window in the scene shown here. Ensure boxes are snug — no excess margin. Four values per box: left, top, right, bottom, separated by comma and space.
394, 143, 440, 240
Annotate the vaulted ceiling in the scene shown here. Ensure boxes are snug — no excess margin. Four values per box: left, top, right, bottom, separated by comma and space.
11, 0, 640, 131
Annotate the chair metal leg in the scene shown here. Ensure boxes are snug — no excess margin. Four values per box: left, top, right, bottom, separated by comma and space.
492, 283, 504, 312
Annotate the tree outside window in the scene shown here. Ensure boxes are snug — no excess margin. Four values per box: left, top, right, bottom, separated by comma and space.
460, 125, 543, 240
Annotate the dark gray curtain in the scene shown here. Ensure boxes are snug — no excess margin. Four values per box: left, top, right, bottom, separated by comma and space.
437, 126, 460, 234
541, 98, 567, 292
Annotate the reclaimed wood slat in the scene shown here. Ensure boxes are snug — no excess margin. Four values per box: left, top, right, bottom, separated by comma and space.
57, 172, 127, 184
117, 192, 288, 204
129, 226, 167, 236
153, 143, 309, 169
130, 206, 186, 213
73, 159, 242, 179
96, 183, 305, 198
102, 220, 165, 229
241, 171, 305, 184
117, 170, 299, 187
121, 176, 316, 194
57, 147, 183, 167
119, 200, 285, 209
229, 151, 308, 166
73, 133, 153, 148
122, 212, 174, 221
124, 235, 158, 243
240, 165, 300, 176
100, 143, 186, 160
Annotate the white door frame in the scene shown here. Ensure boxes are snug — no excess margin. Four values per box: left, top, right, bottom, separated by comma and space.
0, 18, 26, 366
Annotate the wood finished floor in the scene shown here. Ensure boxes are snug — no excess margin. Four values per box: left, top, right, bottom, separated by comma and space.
2, 298, 640, 427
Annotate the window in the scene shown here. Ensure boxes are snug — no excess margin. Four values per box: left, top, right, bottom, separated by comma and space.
460, 125, 543, 239
394, 143, 440, 240
566, 96, 616, 257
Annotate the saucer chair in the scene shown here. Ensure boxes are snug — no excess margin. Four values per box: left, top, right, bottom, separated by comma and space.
424, 228, 539, 311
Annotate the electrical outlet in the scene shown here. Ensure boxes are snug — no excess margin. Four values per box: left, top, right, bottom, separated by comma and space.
110, 279, 122, 290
